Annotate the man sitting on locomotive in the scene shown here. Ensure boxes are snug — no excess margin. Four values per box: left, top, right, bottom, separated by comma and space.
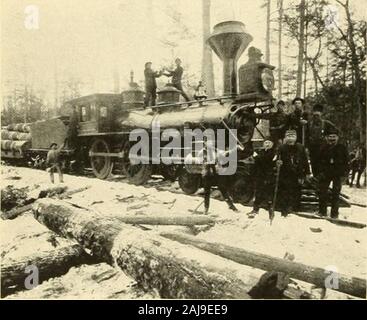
163, 58, 190, 102
46, 141, 65, 184
193, 81, 208, 101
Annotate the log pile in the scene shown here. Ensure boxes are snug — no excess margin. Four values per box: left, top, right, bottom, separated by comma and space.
1, 124, 32, 154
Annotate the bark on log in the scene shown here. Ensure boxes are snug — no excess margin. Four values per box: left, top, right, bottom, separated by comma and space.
32, 199, 267, 299
293, 212, 366, 229
114, 215, 215, 226
1, 244, 93, 297
160, 232, 366, 298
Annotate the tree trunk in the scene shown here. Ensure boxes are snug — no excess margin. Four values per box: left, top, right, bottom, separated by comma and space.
1, 244, 93, 297
160, 232, 366, 298
32, 199, 268, 299
114, 215, 215, 226
265, 0, 271, 64
201, 0, 215, 97
296, 0, 306, 97
277, 0, 283, 99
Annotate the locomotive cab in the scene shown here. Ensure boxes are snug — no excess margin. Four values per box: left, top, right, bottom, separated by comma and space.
66, 94, 122, 135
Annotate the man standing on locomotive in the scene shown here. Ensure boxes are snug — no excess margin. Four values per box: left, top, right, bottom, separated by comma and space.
163, 58, 190, 101
277, 129, 311, 217
144, 62, 162, 107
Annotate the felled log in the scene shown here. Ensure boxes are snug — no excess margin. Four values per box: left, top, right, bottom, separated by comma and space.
1, 130, 31, 141
58, 186, 91, 199
114, 215, 215, 226
6, 123, 31, 133
32, 199, 267, 299
160, 232, 366, 298
1, 244, 93, 297
1, 140, 31, 152
293, 212, 366, 229
1, 185, 68, 220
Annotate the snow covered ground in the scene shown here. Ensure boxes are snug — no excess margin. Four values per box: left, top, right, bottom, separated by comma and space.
1, 165, 366, 299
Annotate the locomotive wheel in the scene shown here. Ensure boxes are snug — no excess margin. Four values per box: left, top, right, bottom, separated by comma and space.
90, 138, 113, 179
230, 168, 255, 204
160, 164, 180, 182
178, 169, 201, 195
121, 141, 152, 185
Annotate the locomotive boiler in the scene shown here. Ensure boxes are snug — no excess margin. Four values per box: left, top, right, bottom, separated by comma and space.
1, 21, 275, 203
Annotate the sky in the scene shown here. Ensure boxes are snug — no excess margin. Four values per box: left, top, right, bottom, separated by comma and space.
1, 0, 366, 106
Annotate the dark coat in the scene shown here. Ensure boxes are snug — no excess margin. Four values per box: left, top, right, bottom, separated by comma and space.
284, 109, 309, 142
279, 143, 310, 178
254, 148, 277, 184
144, 68, 161, 89
306, 118, 336, 146
167, 66, 184, 84
319, 143, 349, 177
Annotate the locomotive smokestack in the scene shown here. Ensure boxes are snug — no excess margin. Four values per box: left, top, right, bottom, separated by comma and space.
207, 21, 253, 96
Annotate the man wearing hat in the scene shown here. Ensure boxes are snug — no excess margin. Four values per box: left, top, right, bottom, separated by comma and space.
163, 58, 190, 101
247, 137, 278, 218
306, 104, 337, 177
284, 97, 309, 144
46, 141, 65, 184
318, 127, 349, 218
277, 129, 311, 216
144, 62, 163, 107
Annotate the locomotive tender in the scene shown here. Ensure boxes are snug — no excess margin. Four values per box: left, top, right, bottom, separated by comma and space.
1, 21, 275, 203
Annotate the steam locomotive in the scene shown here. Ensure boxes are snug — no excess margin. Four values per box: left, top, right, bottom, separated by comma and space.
1, 21, 275, 203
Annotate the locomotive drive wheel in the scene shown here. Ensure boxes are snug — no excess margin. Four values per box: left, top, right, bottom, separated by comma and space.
178, 169, 201, 195
121, 140, 152, 185
89, 138, 114, 179
160, 164, 180, 182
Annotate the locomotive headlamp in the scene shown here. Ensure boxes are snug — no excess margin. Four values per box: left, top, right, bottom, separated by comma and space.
261, 68, 275, 92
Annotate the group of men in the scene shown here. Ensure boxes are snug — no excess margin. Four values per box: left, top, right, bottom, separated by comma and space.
144, 58, 190, 106
247, 97, 349, 219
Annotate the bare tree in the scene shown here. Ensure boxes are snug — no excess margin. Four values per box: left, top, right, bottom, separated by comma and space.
265, 0, 271, 64
334, 0, 366, 143
296, 0, 306, 97
277, 0, 283, 98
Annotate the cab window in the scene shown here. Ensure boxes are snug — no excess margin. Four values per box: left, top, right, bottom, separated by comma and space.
99, 106, 108, 120
80, 104, 91, 121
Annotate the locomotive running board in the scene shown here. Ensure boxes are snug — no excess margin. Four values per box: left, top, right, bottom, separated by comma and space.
88, 151, 124, 158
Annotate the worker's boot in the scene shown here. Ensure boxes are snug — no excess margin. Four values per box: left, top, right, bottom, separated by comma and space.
247, 209, 258, 219
228, 203, 239, 212
203, 206, 209, 215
